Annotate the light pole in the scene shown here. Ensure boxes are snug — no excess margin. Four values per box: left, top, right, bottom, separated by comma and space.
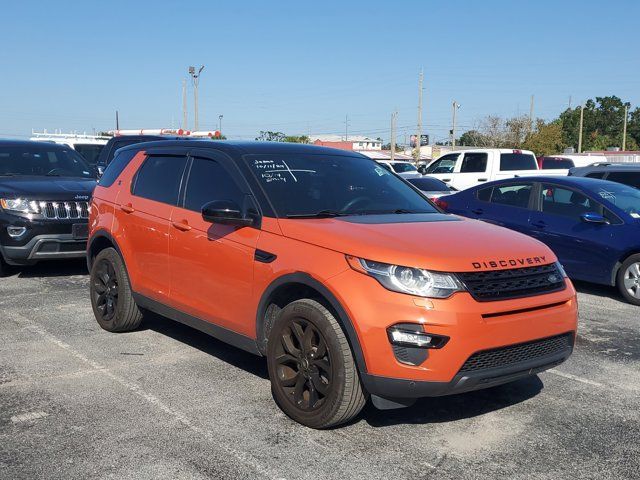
189, 65, 205, 131
451, 101, 461, 147
218, 115, 223, 137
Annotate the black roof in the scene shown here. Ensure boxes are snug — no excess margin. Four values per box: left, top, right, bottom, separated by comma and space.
0, 139, 73, 149
572, 163, 640, 173
117, 139, 367, 159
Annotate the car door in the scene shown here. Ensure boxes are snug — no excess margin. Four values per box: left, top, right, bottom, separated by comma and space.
454, 152, 490, 191
467, 182, 534, 234
116, 151, 188, 301
168, 149, 260, 337
528, 183, 615, 281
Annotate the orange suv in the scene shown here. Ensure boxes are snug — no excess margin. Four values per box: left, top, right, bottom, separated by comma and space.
87, 141, 578, 428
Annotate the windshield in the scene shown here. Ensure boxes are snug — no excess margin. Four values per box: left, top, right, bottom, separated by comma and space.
0, 145, 93, 178
245, 154, 438, 217
391, 162, 417, 173
593, 183, 640, 218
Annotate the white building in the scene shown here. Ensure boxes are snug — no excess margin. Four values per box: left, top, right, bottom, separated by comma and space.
310, 135, 382, 151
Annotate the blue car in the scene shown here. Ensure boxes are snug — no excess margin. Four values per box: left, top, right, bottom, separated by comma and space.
437, 176, 640, 305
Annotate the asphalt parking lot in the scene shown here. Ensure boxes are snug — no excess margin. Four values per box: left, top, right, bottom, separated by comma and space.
1, 261, 639, 480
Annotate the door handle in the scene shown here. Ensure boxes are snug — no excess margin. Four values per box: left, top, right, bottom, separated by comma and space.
172, 221, 192, 232
442, 178, 451, 182
531, 220, 546, 229
471, 208, 484, 215
478, 178, 488, 182
120, 203, 135, 214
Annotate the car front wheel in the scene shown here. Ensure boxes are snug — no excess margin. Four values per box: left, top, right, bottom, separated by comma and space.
266, 298, 366, 429
617, 254, 640, 306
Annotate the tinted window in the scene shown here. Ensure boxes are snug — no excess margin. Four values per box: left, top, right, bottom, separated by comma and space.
460, 153, 488, 173
133, 155, 187, 205
74, 144, 105, 167
99, 149, 138, 188
541, 185, 598, 220
477, 187, 492, 202
500, 153, 537, 171
586, 172, 607, 179
184, 158, 245, 212
0, 145, 93, 178
245, 154, 437, 216
606, 171, 640, 189
490, 184, 532, 208
391, 162, 417, 173
541, 157, 574, 169
407, 177, 449, 191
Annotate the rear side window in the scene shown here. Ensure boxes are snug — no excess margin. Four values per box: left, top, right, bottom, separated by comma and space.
460, 153, 488, 173
490, 184, 532, 208
477, 187, 492, 202
541, 157, 574, 169
606, 171, 640, 189
183, 157, 245, 212
500, 153, 537, 171
99, 150, 137, 188
133, 155, 187, 205
586, 172, 607, 179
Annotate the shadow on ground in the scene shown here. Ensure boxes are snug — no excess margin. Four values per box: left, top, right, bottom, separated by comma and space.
572, 280, 622, 302
13, 259, 88, 278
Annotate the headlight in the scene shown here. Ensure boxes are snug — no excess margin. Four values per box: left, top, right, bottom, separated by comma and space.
0, 198, 41, 214
555, 261, 568, 278
346, 256, 464, 298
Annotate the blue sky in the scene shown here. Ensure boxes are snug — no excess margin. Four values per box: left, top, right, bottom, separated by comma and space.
0, 0, 638, 143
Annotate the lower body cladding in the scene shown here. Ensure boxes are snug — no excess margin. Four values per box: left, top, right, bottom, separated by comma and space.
325, 269, 578, 409
0, 219, 88, 265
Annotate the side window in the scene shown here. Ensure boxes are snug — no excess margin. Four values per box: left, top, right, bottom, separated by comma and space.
490, 184, 532, 208
477, 187, 492, 202
99, 150, 138, 188
460, 153, 488, 173
183, 157, 245, 212
606, 171, 640, 189
133, 155, 187, 205
426, 155, 457, 174
586, 171, 606, 179
541, 185, 598, 220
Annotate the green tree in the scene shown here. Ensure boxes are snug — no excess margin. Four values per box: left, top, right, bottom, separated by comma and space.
283, 135, 309, 143
255, 131, 286, 142
522, 120, 565, 156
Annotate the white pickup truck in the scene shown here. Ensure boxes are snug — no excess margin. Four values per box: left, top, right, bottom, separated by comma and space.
424, 148, 564, 191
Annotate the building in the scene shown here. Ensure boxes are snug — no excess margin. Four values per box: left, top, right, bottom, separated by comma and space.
310, 135, 382, 151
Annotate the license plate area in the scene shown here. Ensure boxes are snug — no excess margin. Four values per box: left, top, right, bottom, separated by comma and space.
72, 223, 89, 239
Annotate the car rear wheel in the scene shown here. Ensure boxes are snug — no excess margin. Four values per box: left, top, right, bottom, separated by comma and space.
266, 299, 366, 429
90, 247, 142, 332
616, 254, 640, 306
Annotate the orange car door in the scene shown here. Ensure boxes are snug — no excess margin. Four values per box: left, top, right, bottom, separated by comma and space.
168, 150, 260, 337
116, 153, 188, 301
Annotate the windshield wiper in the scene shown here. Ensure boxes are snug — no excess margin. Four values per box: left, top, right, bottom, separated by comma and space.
286, 209, 351, 219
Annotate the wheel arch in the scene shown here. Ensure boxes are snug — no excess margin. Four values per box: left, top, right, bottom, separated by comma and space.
612, 250, 640, 285
256, 272, 368, 374
87, 230, 124, 271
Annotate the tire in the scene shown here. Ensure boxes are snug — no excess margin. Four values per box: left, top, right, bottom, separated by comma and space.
266, 298, 366, 429
616, 254, 640, 306
90, 247, 142, 332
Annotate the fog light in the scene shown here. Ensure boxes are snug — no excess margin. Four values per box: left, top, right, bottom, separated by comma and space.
7, 226, 27, 238
387, 324, 449, 349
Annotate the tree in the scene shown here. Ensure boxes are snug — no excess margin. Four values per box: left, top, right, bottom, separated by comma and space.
255, 131, 286, 142
283, 135, 309, 143
522, 119, 565, 156
458, 130, 487, 147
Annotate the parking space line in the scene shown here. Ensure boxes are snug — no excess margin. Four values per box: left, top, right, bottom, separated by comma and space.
11, 312, 283, 480
546, 369, 604, 388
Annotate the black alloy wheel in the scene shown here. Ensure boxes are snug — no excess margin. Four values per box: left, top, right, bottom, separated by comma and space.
274, 317, 332, 411
93, 259, 119, 322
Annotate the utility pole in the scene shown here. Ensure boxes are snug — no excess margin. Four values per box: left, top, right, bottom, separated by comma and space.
344, 114, 350, 141
182, 79, 188, 130
390, 110, 397, 161
218, 115, 223, 137
529, 94, 535, 134
578, 104, 584, 153
115, 110, 119, 130
568, 95, 572, 110
622, 105, 628, 151
189, 65, 205, 131
414, 68, 424, 161
451, 101, 460, 147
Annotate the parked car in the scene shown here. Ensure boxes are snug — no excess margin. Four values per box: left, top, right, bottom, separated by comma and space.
0, 140, 96, 275
537, 155, 604, 170
406, 176, 454, 200
569, 163, 640, 190
87, 140, 577, 428
31, 132, 110, 169
95, 135, 168, 173
424, 149, 564, 191
376, 160, 421, 178
438, 176, 640, 305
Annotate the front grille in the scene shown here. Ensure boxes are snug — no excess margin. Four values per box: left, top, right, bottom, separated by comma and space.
457, 263, 565, 301
459, 333, 573, 373
40, 201, 89, 220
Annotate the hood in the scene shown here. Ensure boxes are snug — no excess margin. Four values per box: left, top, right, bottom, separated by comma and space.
0, 176, 96, 200
278, 213, 556, 273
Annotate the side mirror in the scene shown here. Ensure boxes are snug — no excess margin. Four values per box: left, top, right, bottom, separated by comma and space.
417, 165, 427, 174
95, 165, 105, 179
580, 212, 609, 225
201, 200, 254, 227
